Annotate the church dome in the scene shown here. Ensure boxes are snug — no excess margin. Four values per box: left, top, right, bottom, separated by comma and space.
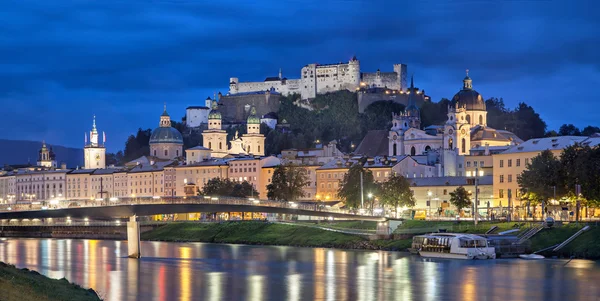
208, 100, 221, 119
452, 72, 486, 111
149, 127, 183, 145
247, 106, 260, 124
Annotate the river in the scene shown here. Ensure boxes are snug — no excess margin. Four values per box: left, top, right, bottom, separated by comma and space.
0, 238, 598, 301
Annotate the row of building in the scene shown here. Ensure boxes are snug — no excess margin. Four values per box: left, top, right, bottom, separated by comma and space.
2, 71, 599, 219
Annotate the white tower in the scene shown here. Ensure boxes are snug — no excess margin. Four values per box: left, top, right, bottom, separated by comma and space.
203, 100, 228, 157
241, 106, 266, 156
84, 115, 106, 169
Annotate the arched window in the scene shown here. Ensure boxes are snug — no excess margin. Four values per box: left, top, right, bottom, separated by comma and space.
247, 146, 251, 153
153, 150, 157, 156
461, 138, 466, 153
219, 142, 222, 150
466, 114, 471, 124
209, 142, 212, 149
392, 143, 397, 156
164, 149, 168, 157
448, 138, 453, 149
258, 145, 261, 153
410, 146, 416, 156
425, 145, 431, 152
176, 149, 179, 157
479, 115, 483, 125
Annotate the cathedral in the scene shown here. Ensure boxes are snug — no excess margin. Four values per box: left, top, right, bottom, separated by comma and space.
149, 105, 184, 160
388, 72, 522, 159
202, 100, 266, 158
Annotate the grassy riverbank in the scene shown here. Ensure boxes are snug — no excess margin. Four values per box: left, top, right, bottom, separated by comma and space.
530, 224, 600, 259
141, 221, 412, 251
0, 262, 101, 301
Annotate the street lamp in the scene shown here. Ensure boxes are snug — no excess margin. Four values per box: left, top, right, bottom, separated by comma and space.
427, 190, 432, 219
473, 167, 479, 225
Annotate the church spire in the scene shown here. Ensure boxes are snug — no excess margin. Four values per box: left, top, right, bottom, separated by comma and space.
463, 69, 472, 90
279, 68, 282, 79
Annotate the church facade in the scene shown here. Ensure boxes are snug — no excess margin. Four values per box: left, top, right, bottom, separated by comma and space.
354, 71, 524, 176
202, 101, 266, 158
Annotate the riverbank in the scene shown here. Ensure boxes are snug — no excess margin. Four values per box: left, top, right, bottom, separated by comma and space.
140, 220, 600, 259
0, 261, 101, 301
141, 221, 412, 251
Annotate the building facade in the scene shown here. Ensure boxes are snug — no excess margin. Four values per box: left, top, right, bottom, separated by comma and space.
492, 136, 587, 208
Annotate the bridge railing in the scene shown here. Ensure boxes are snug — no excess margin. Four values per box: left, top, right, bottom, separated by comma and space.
0, 195, 369, 216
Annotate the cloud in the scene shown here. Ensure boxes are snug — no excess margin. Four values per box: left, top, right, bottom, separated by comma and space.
0, 0, 599, 151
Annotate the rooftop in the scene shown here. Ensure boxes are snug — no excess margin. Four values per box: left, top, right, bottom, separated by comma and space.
500, 136, 587, 154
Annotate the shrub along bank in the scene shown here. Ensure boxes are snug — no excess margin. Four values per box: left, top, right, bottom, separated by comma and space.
0, 262, 101, 301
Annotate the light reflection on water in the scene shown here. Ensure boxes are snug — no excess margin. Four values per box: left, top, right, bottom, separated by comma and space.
0, 238, 599, 301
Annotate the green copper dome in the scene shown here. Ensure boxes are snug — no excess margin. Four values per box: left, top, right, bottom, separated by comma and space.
149, 127, 183, 145
208, 100, 221, 119
247, 106, 260, 124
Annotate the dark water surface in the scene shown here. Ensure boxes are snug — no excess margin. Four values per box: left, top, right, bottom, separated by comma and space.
0, 238, 598, 301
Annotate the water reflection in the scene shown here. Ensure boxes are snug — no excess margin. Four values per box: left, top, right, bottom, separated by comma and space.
0, 238, 599, 301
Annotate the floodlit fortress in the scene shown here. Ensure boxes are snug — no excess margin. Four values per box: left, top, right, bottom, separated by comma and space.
228, 56, 408, 99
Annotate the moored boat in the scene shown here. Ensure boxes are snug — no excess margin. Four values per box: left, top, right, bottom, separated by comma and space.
412, 233, 496, 260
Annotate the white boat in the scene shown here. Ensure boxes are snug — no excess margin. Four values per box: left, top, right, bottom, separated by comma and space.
412, 233, 496, 260
519, 254, 545, 260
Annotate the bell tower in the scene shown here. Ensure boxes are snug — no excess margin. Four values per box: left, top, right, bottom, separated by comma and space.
202, 100, 228, 157
241, 106, 265, 156
37, 141, 57, 168
84, 115, 106, 169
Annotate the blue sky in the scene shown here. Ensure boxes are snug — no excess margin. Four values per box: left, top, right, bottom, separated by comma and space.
1, 0, 599, 152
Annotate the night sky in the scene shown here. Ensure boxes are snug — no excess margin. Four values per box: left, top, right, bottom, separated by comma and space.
1, 1, 599, 153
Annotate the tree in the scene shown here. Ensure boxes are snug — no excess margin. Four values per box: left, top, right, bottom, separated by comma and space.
337, 164, 379, 209
558, 124, 582, 136
511, 102, 546, 140
517, 150, 562, 205
360, 101, 405, 134
379, 175, 415, 218
560, 144, 600, 207
123, 128, 152, 162
202, 178, 258, 198
449, 186, 472, 213
420, 98, 452, 128
582, 125, 600, 136
266, 165, 310, 202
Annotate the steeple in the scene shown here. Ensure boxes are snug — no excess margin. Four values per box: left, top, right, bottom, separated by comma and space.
402, 75, 421, 129
89, 115, 99, 146
92, 115, 97, 133
279, 68, 282, 79
159, 103, 171, 127
463, 69, 472, 90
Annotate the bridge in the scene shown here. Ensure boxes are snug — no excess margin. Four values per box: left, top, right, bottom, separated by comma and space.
0, 196, 393, 258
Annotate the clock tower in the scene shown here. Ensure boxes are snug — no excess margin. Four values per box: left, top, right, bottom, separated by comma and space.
84, 115, 106, 169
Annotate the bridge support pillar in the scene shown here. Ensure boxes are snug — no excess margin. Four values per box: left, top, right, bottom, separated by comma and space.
376, 221, 390, 235
127, 215, 141, 258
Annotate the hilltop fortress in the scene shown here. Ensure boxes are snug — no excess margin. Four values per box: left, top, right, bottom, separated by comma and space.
228, 56, 408, 100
